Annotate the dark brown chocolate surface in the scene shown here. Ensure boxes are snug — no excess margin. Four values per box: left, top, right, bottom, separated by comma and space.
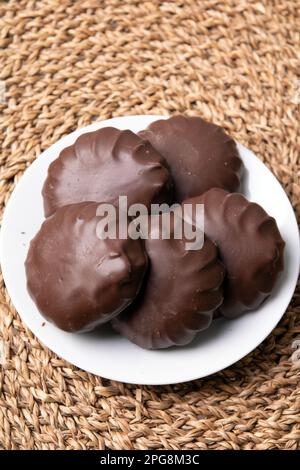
25, 202, 148, 332
184, 188, 285, 318
43, 127, 174, 217
139, 115, 242, 201
112, 214, 225, 349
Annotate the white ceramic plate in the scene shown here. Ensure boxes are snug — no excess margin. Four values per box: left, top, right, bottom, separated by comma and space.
0, 115, 299, 385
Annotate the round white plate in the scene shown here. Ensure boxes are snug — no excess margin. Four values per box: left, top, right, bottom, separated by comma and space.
0, 115, 299, 385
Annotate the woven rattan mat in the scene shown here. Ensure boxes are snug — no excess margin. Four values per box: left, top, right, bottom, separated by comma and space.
0, 0, 299, 450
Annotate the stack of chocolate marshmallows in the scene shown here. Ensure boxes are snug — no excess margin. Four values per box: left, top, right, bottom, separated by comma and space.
25, 116, 285, 349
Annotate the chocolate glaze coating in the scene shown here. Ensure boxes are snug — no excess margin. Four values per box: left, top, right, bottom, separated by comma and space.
112, 214, 225, 349
25, 202, 148, 332
139, 115, 242, 201
184, 188, 285, 318
43, 127, 174, 217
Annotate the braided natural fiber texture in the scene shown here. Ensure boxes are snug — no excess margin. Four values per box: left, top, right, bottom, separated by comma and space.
0, 0, 299, 450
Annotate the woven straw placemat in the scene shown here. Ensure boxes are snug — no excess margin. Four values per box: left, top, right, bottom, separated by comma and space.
0, 0, 299, 450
